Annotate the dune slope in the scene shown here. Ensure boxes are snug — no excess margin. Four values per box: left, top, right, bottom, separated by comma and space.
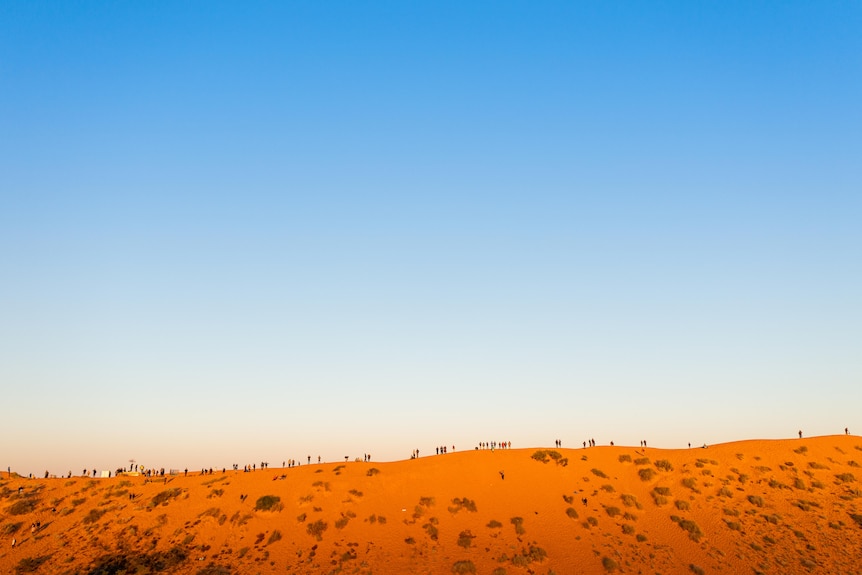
2, 436, 862, 574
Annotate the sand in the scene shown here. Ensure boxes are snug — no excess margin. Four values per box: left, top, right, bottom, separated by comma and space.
2, 435, 862, 574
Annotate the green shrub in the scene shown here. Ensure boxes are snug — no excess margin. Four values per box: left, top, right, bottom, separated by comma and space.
151, 488, 182, 508
451, 560, 476, 574
14, 555, 50, 574
510, 516, 525, 535
254, 495, 282, 512
82, 508, 106, 524
747, 495, 764, 507
306, 520, 327, 540
8, 499, 37, 515
457, 530, 475, 549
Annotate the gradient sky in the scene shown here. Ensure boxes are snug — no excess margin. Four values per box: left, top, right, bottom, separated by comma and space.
2, 1, 860, 476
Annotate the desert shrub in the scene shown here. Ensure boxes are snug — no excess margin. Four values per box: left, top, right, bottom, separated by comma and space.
306, 520, 327, 540
378, 515, 387, 524
457, 529, 476, 549
366, 467, 380, 476
254, 495, 282, 512
723, 507, 739, 516
335, 515, 351, 529
71, 498, 86, 507
602, 556, 619, 571
748, 495, 764, 507
2, 522, 23, 535
332, 465, 345, 474
591, 469, 608, 478
690, 564, 705, 575
237, 547, 250, 559
623, 511, 638, 521
764, 513, 780, 524
836, 473, 857, 483
487, 519, 503, 528
82, 547, 188, 575
15, 555, 50, 573
677, 518, 703, 541
419, 496, 435, 507
587, 516, 598, 526
794, 477, 807, 490
808, 462, 828, 470
82, 508, 106, 524
265, 530, 282, 545
718, 486, 733, 498
655, 460, 673, 472
451, 560, 477, 574
634, 457, 650, 465
620, 494, 641, 508
618, 454, 632, 463
566, 507, 579, 520
621, 524, 635, 535
794, 446, 808, 454
404, 537, 415, 544
636, 533, 648, 542
726, 520, 741, 531
196, 563, 231, 575
510, 516, 525, 535
532, 451, 550, 463
423, 522, 439, 540
682, 477, 699, 492
492, 569, 507, 575
150, 488, 182, 508
349, 489, 363, 497
638, 468, 655, 482
651, 488, 670, 505
296, 512, 307, 522
849, 461, 860, 468
675, 500, 690, 511
563, 494, 574, 503
8, 499, 37, 515
605, 506, 621, 518
849, 513, 862, 528
601, 484, 615, 492
450, 497, 477, 513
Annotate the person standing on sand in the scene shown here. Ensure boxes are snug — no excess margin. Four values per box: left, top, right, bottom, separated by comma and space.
846, 427, 849, 435
799, 430, 803, 439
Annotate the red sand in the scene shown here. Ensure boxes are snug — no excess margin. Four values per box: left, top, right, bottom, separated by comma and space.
2, 435, 862, 574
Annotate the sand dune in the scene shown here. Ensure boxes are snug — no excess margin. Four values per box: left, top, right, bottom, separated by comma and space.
2, 435, 862, 574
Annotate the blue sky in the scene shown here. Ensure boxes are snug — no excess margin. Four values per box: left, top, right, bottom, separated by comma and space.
2, 1, 860, 475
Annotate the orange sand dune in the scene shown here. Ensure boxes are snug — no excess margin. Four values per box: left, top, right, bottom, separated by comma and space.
2, 435, 862, 574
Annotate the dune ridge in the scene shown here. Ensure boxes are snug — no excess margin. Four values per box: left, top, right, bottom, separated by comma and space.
2, 435, 862, 574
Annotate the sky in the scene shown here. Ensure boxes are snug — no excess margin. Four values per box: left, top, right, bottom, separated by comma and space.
2, 1, 860, 476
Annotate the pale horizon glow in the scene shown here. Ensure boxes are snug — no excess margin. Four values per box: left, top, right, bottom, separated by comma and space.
1, 1, 860, 477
